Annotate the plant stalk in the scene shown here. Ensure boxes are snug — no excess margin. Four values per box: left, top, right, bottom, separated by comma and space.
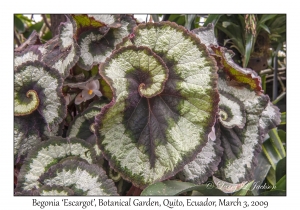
272, 55, 278, 101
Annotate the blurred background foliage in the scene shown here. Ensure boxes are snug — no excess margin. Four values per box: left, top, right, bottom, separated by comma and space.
14, 14, 52, 45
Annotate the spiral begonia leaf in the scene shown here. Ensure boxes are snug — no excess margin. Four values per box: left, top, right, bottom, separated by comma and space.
15, 137, 97, 192
178, 125, 223, 184
96, 22, 219, 188
218, 90, 246, 129
217, 73, 270, 183
14, 61, 66, 128
39, 16, 80, 78
101, 46, 169, 98
211, 46, 262, 92
14, 89, 39, 116
191, 24, 280, 183
77, 15, 137, 70
14, 61, 66, 161
39, 158, 118, 195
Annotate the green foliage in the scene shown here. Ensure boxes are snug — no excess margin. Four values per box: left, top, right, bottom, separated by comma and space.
14, 15, 25, 33
14, 14, 52, 45
204, 14, 286, 68
280, 112, 286, 125
164, 14, 200, 30
233, 181, 254, 196
258, 128, 286, 195
261, 175, 286, 196
203, 14, 222, 27
141, 180, 227, 196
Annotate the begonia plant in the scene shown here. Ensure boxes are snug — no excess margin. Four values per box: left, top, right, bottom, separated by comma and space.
14, 14, 283, 196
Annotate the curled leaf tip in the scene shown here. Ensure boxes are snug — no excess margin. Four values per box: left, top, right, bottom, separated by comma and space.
211, 46, 263, 92
14, 90, 40, 116
100, 45, 169, 99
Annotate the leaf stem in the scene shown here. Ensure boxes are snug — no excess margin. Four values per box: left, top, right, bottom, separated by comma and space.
42, 14, 51, 31
14, 30, 21, 46
272, 92, 286, 105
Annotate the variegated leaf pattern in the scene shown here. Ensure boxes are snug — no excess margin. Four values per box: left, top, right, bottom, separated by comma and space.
39, 158, 118, 195
38, 185, 75, 196
15, 137, 97, 192
77, 15, 137, 70
39, 15, 80, 78
13, 14, 284, 195
96, 21, 219, 188
259, 101, 281, 139
190, 23, 281, 184
178, 125, 223, 184
217, 72, 270, 183
14, 45, 42, 70
14, 61, 66, 127
14, 116, 63, 164
192, 23, 217, 54
87, 14, 121, 28
16, 185, 75, 196
14, 117, 41, 163
67, 100, 109, 157
14, 61, 66, 161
